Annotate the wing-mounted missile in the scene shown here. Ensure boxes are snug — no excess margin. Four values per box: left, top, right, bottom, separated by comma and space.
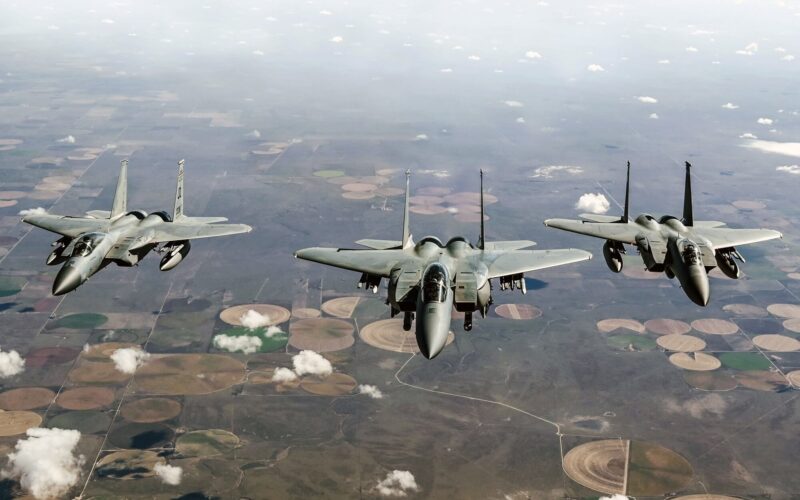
714, 247, 744, 279
498, 273, 526, 293
159, 240, 191, 271
602, 240, 626, 272
47, 236, 72, 265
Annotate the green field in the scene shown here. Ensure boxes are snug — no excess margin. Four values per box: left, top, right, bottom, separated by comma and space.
720, 352, 772, 371
53, 313, 108, 329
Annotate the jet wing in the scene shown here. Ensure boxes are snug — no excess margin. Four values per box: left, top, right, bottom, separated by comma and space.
131, 222, 252, 248
482, 248, 592, 279
355, 239, 403, 250
694, 227, 782, 249
544, 218, 640, 244
483, 240, 536, 251
295, 248, 414, 277
22, 214, 109, 237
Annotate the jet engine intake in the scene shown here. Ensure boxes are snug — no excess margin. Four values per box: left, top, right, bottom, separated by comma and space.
159, 240, 191, 271
602, 240, 625, 273
714, 247, 742, 279
47, 236, 71, 266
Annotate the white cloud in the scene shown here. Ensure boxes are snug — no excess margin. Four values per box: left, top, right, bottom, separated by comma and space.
586, 64, 605, 72
376, 470, 419, 497
329, 36, 343, 43
515, 117, 525, 123
775, 47, 787, 53
0, 349, 25, 378
292, 350, 332, 377
245, 129, 261, 139
782, 55, 796, 61
575, 193, 610, 214
739, 132, 757, 139
649, 113, 659, 119
664, 393, 728, 418
721, 103, 739, 109
742, 139, 800, 158
757, 117, 774, 125
2, 427, 85, 499
414, 134, 429, 141
110, 347, 150, 374
213, 334, 262, 354
265, 326, 283, 338
524, 51, 542, 59
657, 59, 670, 64
18, 207, 47, 217
100, 18, 115, 24
154, 463, 182, 485
319, 9, 333, 15
530, 165, 584, 178
272, 367, 298, 383
57, 135, 75, 144
776, 165, 800, 175
240, 309, 270, 329
359, 384, 384, 399
467, 55, 480, 61
685, 46, 698, 52
736, 42, 758, 56
503, 100, 524, 107
636, 96, 658, 104
252, 50, 264, 56
439, 68, 453, 73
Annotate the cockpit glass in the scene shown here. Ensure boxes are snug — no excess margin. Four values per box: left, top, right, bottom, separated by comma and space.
71, 233, 104, 257
681, 242, 700, 265
422, 264, 448, 303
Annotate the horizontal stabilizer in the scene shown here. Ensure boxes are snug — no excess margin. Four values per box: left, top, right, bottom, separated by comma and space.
579, 213, 622, 223
85, 210, 111, 219
355, 239, 402, 250
484, 240, 536, 251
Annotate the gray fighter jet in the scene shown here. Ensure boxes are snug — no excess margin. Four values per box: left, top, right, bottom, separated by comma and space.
23, 159, 252, 295
295, 171, 592, 359
544, 162, 782, 306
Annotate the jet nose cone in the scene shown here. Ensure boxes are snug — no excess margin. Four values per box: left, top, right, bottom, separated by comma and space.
416, 313, 449, 359
52, 265, 83, 295
687, 267, 711, 307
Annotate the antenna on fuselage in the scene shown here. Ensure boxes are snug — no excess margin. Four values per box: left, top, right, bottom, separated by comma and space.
621, 161, 630, 223
478, 169, 485, 250
683, 161, 693, 226
111, 159, 128, 219
402, 169, 413, 248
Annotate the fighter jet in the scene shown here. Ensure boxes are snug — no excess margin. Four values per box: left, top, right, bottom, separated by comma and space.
544, 161, 782, 306
294, 171, 592, 359
22, 159, 252, 295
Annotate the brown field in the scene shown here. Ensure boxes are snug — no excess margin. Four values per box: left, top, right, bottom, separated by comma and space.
0, 387, 55, 410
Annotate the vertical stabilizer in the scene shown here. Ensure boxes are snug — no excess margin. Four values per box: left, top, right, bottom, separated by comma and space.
402, 170, 413, 248
173, 159, 185, 220
478, 169, 486, 250
683, 161, 693, 226
621, 161, 630, 223
111, 159, 128, 218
